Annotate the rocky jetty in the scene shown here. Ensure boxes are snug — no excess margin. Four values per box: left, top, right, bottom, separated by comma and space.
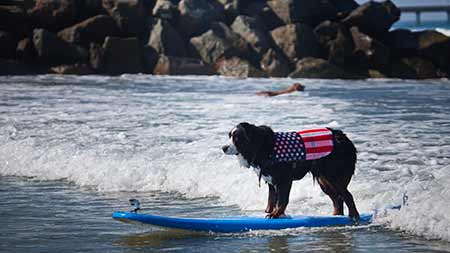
1, 0, 449, 79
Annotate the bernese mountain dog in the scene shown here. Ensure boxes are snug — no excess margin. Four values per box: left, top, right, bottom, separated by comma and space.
222, 122, 359, 220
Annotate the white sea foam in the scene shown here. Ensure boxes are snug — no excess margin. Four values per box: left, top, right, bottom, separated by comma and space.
1, 76, 450, 241
436, 28, 450, 37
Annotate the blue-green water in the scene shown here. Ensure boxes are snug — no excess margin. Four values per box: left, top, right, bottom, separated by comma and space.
1, 75, 450, 252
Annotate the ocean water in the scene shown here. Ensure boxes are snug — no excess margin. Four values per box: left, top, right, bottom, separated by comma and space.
1, 75, 450, 252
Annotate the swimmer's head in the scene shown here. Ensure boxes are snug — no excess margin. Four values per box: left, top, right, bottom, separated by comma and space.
293, 83, 305, 91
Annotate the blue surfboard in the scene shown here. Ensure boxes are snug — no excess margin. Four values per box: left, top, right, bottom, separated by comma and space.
112, 211, 373, 233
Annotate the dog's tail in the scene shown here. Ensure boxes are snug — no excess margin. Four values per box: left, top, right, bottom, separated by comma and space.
330, 129, 357, 164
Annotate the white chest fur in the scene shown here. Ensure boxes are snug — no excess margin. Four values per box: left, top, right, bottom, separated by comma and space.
252, 167, 273, 185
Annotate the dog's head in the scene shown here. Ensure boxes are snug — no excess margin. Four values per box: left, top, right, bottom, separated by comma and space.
222, 122, 274, 168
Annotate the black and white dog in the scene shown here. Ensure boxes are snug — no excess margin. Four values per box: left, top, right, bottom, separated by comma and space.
222, 122, 359, 219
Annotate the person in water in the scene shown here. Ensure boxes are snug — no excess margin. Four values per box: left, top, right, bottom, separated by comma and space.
256, 83, 305, 97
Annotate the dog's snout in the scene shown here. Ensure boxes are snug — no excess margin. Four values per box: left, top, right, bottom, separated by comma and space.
222, 145, 229, 153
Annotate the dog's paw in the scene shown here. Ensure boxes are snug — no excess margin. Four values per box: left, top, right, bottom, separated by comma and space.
266, 209, 287, 219
349, 214, 360, 224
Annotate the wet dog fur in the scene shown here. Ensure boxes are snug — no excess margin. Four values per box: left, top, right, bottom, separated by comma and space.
222, 122, 360, 219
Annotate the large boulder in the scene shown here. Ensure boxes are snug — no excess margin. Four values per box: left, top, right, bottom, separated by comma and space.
32, 28, 88, 66
415, 31, 450, 70
16, 38, 37, 63
314, 20, 343, 51
315, 21, 360, 68
386, 29, 450, 71
289, 57, 361, 79
215, 56, 267, 78
0, 59, 32, 75
267, 0, 338, 27
177, 0, 225, 38
0, 31, 17, 59
384, 29, 418, 56
216, 0, 243, 24
57, 15, 120, 47
350, 26, 390, 71
28, 0, 79, 32
389, 57, 438, 79
230, 15, 270, 55
260, 48, 290, 77
103, 0, 151, 39
153, 55, 216, 75
91, 36, 143, 75
342, 0, 400, 37
152, 0, 178, 20
329, 0, 359, 14
51, 63, 94, 75
142, 46, 159, 73
89, 43, 103, 70
190, 22, 250, 65
148, 19, 187, 57
0, 5, 30, 37
327, 25, 355, 67
78, 0, 106, 20
240, 0, 283, 31
270, 23, 324, 64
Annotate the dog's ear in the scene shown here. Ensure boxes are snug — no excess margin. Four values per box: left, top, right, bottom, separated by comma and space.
236, 122, 254, 141
257, 125, 274, 136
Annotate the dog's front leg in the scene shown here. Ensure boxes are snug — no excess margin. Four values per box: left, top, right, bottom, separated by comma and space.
268, 180, 292, 218
265, 184, 277, 214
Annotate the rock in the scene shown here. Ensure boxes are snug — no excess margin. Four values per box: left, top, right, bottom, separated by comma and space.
386, 29, 450, 70
270, 23, 324, 64
267, 0, 337, 27
350, 26, 390, 70
78, 0, 106, 20
8, 0, 35, 10
384, 29, 418, 55
152, 0, 178, 20
190, 22, 250, 65
32, 28, 88, 66
241, 1, 283, 31
57, 15, 120, 47
0, 31, 17, 58
260, 48, 290, 77
367, 69, 387, 78
389, 57, 438, 79
230, 15, 270, 55
414, 30, 450, 70
51, 63, 94, 74
0, 5, 30, 37
177, 0, 225, 37
148, 19, 187, 57
0, 59, 32, 75
153, 55, 216, 75
314, 20, 342, 50
94, 36, 143, 75
216, 0, 242, 24
215, 56, 267, 78
329, 0, 358, 14
103, 0, 150, 39
16, 38, 37, 63
142, 46, 159, 73
342, 0, 400, 37
28, 0, 79, 32
327, 26, 354, 66
289, 57, 361, 79
89, 42, 103, 70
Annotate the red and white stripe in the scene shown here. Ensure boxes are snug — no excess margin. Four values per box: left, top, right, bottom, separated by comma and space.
297, 128, 333, 160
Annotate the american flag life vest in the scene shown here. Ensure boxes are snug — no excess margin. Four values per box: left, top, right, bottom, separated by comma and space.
271, 128, 334, 163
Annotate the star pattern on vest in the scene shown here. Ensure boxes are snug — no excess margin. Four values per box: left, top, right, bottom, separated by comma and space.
273, 132, 306, 162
